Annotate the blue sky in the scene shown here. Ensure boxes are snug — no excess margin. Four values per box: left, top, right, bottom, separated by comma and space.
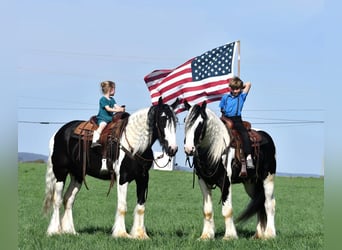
15, 0, 325, 176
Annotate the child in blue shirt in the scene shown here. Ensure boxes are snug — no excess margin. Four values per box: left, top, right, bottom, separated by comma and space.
92, 81, 125, 172
219, 76, 254, 169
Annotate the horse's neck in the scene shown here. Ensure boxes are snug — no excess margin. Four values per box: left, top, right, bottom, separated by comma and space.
122, 108, 152, 154
201, 111, 231, 164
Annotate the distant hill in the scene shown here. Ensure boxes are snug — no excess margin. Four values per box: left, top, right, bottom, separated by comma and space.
173, 165, 322, 177
17, 153, 323, 178
18, 152, 48, 163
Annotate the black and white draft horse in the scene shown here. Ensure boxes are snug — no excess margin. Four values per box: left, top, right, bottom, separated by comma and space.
43, 97, 179, 239
183, 101, 276, 240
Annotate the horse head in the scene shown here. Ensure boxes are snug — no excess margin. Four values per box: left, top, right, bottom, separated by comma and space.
148, 97, 179, 157
183, 100, 208, 156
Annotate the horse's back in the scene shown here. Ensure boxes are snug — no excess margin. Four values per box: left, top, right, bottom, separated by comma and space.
55, 120, 84, 138
52, 120, 85, 145
256, 130, 276, 176
50, 121, 85, 177
257, 130, 276, 154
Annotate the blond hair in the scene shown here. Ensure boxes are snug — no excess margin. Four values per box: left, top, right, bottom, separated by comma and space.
229, 76, 243, 90
100, 80, 115, 94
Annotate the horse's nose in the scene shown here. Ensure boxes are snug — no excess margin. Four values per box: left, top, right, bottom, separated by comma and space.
168, 145, 178, 156
184, 145, 195, 156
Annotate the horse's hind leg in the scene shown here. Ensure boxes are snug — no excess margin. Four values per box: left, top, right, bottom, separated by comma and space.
198, 178, 215, 240
253, 173, 276, 239
61, 175, 82, 235
46, 181, 64, 235
260, 173, 276, 239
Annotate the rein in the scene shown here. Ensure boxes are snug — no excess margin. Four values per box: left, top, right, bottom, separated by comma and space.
185, 114, 231, 194
185, 156, 196, 189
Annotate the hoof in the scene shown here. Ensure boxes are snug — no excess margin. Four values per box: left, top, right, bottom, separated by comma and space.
198, 233, 214, 240
112, 231, 132, 239
223, 235, 238, 240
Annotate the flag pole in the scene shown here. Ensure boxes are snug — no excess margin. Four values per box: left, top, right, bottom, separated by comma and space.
237, 40, 240, 77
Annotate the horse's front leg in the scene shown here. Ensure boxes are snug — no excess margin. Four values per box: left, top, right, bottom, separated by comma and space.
112, 180, 131, 238
221, 179, 238, 240
130, 175, 149, 239
221, 148, 238, 240
198, 178, 215, 240
61, 175, 81, 235
47, 181, 64, 235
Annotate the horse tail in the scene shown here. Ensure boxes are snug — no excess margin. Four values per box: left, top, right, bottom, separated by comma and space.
43, 134, 57, 215
236, 182, 266, 224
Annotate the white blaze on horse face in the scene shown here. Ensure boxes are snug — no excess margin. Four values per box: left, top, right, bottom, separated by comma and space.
162, 113, 177, 150
184, 114, 203, 155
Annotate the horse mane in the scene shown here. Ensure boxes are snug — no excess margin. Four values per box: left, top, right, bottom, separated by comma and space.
123, 108, 152, 155
201, 108, 231, 164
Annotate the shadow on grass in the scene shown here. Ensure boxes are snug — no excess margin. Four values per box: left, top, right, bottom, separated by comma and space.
147, 228, 190, 239
78, 226, 191, 238
77, 226, 112, 235
148, 227, 257, 240
76, 225, 277, 241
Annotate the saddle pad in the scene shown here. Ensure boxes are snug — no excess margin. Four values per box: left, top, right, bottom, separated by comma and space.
249, 130, 268, 146
249, 130, 262, 143
72, 112, 130, 142
228, 128, 266, 148
74, 121, 98, 138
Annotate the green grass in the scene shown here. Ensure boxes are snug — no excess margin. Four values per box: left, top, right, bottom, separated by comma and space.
18, 163, 323, 249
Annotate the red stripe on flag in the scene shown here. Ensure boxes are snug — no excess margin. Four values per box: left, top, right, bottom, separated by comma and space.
160, 80, 229, 103
144, 42, 237, 112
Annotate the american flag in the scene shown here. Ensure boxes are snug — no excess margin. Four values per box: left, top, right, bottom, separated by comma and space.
144, 41, 237, 113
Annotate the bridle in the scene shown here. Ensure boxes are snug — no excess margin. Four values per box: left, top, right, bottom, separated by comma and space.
120, 105, 175, 167
185, 109, 230, 190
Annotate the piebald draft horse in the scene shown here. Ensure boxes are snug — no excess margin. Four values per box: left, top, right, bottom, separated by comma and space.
43, 97, 179, 239
183, 101, 276, 240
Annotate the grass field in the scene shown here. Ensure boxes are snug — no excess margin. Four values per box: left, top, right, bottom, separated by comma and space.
18, 163, 323, 249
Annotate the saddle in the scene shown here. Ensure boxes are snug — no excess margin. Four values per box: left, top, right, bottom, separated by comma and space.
74, 112, 130, 144
220, 116, 263, 147
220, 115, 265, 177
73, 112, 130, 173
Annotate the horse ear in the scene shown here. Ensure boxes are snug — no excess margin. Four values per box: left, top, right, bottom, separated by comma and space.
183, 99, 191, 110
158, 97, 163, 106
201, 101, 207, 110
170, 98, 180, 110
